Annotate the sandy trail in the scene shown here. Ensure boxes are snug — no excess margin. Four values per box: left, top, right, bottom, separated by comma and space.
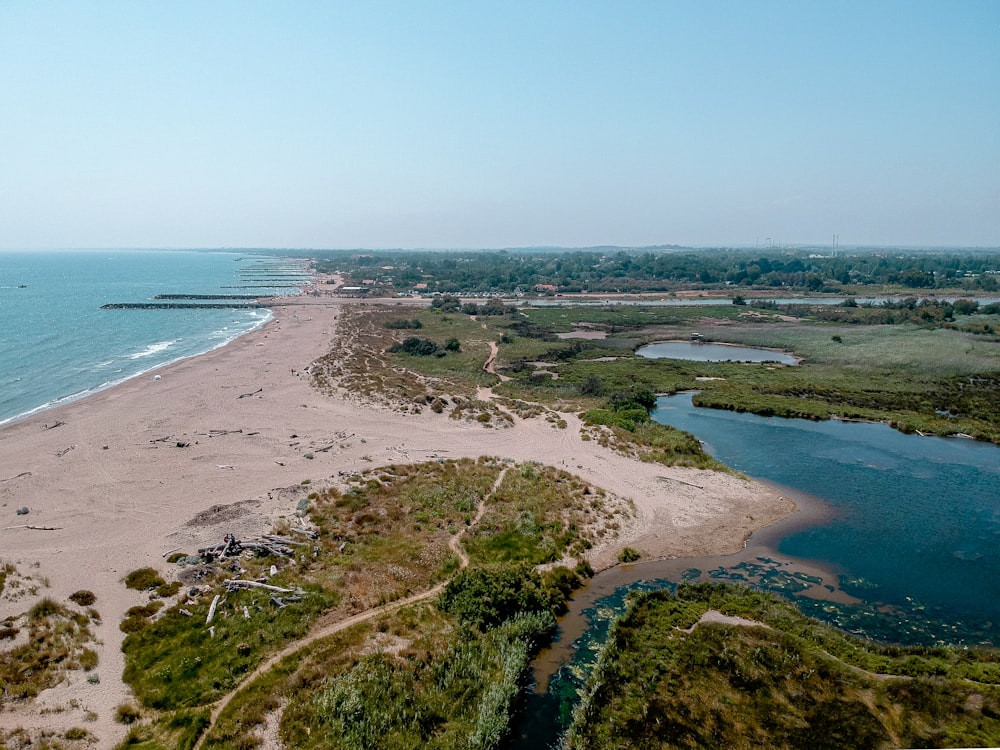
193, 467, 510, 748
0, 295, 792, 747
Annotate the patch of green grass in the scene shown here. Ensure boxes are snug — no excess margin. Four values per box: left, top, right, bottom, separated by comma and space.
112, 708, 210, 750
273, 600, 554, 750
708, 322, 1000, 375
203, 620, 372, 749
308, 458, 502, 608
463, 462, 627, 565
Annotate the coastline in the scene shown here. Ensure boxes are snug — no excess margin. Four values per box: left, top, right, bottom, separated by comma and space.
0, 293, 794, 746
0, 310, 275, 430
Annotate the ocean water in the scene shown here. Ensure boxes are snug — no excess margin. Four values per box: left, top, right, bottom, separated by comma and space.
0, 249, 305, 425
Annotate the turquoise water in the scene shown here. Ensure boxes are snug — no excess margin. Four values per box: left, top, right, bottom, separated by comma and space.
0, 249, 304, 425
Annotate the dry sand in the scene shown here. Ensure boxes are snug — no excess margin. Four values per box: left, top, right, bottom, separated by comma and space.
0, 295, 793, 746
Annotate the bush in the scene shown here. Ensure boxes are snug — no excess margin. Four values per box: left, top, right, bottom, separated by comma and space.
583, 408, 646, 432
579, 375, 605, 397
384, 318, 423, 329
120, 616, 151, 634
156, 581, 182, 598
389, 337, 440, 356
124, 567, 166, 591
69, 590, 96, 607
116, 704, 141, 725
618, 547, 641, 563
431, 295, 462, 312
29, 597, 64, 621
610, 387, 656, 412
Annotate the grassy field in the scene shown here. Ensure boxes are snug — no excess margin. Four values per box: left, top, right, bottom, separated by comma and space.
111, 298, 1000, 747
462, 462, 630, 565
313, 299, 1000, 447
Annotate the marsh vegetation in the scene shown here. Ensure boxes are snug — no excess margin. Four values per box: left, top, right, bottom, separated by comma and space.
567, 583, 1000, 749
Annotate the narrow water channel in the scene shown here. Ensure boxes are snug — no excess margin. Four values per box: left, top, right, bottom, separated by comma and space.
507, 394, 1000, 749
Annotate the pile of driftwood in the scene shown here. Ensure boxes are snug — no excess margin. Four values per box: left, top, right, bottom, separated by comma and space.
222, 579, 305, 609
197, 529, 318, 561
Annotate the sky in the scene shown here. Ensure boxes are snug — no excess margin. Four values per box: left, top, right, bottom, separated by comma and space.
1, 1, 998, 250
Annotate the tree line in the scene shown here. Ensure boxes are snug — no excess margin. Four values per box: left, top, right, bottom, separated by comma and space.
308, 248, 1000, 295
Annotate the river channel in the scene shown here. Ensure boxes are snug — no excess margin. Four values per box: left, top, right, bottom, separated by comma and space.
507, 393, 1000, 748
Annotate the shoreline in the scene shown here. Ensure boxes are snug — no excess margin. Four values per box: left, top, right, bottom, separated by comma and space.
0, 293, 794, 746
0, 311, 275, 430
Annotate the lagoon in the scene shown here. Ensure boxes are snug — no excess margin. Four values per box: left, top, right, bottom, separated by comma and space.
510, 392, 1000, 747
650, 392, 1000, 638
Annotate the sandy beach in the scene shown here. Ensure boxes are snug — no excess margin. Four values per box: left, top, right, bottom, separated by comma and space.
0, 294, 793, 746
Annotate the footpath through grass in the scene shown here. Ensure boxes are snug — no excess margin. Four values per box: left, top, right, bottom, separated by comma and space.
116, 458, 628, 749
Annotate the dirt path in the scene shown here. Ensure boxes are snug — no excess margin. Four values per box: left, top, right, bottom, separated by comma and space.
194, 467, 510, 748
483, 340, 510, 382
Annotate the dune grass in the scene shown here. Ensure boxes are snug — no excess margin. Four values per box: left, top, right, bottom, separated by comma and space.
0, 597, 98, 706
462, 462, 631, 566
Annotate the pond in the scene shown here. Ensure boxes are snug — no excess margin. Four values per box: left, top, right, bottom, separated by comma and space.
507, 393, 1000, 748
637, 340, 799, 365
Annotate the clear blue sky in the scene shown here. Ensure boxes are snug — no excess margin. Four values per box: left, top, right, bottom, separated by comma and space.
1, 1, 997, 249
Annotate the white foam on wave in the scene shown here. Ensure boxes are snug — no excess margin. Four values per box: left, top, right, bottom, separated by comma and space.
128, 339, 179, 360
0, 308, 274, 427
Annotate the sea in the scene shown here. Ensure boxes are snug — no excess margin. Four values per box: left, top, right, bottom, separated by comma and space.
0, 249, 307, 426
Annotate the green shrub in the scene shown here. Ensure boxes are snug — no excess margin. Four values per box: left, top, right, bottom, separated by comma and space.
120, 616, 151, 634
618, 547, 641, 563
389, 337, 440, 356
69, 590, 96, 606
124, 567, 166, 591
439, 564, 551, 629
156, 581, 182, 598
29, 597, 65, 621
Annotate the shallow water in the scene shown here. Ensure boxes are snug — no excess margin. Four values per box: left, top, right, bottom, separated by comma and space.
637, 340, 799, 364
